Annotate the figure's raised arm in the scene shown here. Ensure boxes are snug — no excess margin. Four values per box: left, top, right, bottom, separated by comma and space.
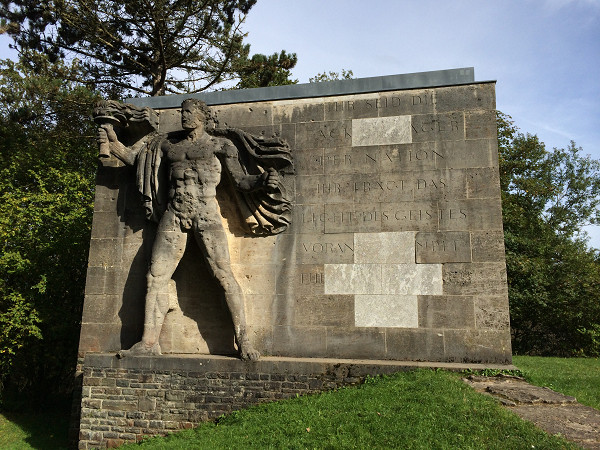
94, 100, 160, 165
96, 123, 139, 165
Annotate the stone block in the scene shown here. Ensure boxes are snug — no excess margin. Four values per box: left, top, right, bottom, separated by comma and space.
271, 326, 328, 357
294, 295, 354, 327
84, 266, 122, 296
411, 112, 464, 143
323, 204, 384, 234
355, 294, 418, 328
466, 167, 501, 199
90, 211, 126, 239
325, 328, 386, 359
378, 89, 437, 116
93, 185, 119, 213
442, 262, 508, 296
474, 295, 511, 330
381, 264, 443, 295
295, 174, 353, 205
412, 169, 468, 201
352, 116, 412, 147
295, 264, 325, 296
443, 329, 512, 364
324, 93, 384, 121
434, 84, 496, 112
237, 234, 279, 264
81, 295, 121, 323
354, 231, 415, 264
465, 110, 497, 140
438, 199, 503, 231
78, 323, 123, 353
418, 295, 475, 329
471, 230, 506, 262
386, 328, 445, 360
87, 238, 123, 267
296, 233, 355, 264
294, 148, 325, 174
231, 263, 277, 296
350, 172, 415, 203
292, 204, 325, 234
295, 120, 352, 150
324, 263, 382, 295
415, 231, 472, 263
435, 139, 498, 170
272, 99, 325, 124
213, 103, 273, 128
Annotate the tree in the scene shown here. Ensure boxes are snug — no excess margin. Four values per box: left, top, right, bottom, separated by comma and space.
0, 54, 98, 404
0, 0, 262, 96
234, 49, 297, 89
309, 69, 354, 83
498, 112, 600, 356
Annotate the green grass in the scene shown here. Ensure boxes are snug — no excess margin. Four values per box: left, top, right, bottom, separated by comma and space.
0, 410, 69, 449
514, 355, 600, 410
4, 358, 599, 449
124, 370, 574, 449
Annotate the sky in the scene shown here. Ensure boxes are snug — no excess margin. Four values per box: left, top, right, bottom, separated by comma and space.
1, 0, 599, 243
242, 0, 600, 247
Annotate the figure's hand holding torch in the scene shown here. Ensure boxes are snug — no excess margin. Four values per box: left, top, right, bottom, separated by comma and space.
94, 115, 121, 159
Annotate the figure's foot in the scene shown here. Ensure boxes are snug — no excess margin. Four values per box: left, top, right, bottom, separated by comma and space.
239, 340, 260, 361
116, 341, 161, 358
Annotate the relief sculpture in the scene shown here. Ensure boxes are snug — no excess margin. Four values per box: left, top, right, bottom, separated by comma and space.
94, 99, 293, 360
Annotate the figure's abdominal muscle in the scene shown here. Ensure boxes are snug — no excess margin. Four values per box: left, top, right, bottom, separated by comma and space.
168, 159, 222, 230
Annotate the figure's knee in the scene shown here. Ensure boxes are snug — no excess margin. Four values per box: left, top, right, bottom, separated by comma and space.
146, 268, 170, 290
211, 265, 239, 292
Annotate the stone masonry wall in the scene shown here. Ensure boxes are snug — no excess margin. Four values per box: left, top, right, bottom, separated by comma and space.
80, 81, 512, 365
77, 354, 514, 449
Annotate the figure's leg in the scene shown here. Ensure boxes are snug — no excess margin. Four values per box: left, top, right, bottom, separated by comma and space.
119, 211, 187, 357
194, 227, 259, 361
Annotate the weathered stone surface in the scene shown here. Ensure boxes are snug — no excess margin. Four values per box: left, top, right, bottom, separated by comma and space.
415, 231, 472, 263
418, 295, 475, 329
471, 230, 506, 262
442, 262, 508, 296
386, 328, 445, 360
355, 294, 418, 328
411, 112, 464, 143
82, 75, 510, 374
354, 231, 415, 264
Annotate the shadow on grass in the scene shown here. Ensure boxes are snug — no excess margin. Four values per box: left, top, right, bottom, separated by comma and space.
1, 403, 71, 449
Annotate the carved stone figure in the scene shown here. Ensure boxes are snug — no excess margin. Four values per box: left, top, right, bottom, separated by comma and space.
94, 99, 293, 361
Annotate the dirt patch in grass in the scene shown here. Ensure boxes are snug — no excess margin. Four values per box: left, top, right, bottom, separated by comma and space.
464, 375, 600, 449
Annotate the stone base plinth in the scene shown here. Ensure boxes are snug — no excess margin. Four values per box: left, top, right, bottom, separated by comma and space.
77, 353, 515, 448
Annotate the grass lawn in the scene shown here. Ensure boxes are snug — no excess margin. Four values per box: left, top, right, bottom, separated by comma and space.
122, 369, 574, 449
513, 355, 600, 410
0, 410, 69, 449
4, 358, 599, 449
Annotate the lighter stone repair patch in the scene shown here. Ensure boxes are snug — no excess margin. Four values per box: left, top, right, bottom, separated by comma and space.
351, 116, 412, 147
324, 231, 443, 328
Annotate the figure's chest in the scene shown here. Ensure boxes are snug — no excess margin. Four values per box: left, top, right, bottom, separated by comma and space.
166, 139, 220, 163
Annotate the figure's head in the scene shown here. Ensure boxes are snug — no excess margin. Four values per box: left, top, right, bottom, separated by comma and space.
181, 99, 214, 131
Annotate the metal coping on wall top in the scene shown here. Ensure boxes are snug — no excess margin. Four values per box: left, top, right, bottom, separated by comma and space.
126, 67, 481, 109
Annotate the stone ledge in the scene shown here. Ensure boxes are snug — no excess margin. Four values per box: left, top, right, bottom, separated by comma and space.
84, 353, 516, 372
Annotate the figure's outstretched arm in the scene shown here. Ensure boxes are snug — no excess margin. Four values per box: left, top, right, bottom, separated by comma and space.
97, 124, 143, 166
222, 142, 280, 192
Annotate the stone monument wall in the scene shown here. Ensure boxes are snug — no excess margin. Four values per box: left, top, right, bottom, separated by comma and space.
76, 68, 512, 448
80, 70, 510, 364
